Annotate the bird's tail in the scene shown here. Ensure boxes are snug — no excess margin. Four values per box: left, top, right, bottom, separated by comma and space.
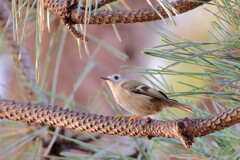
169, 99, 193, 113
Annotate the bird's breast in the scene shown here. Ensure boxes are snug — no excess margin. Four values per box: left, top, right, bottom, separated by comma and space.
113, 89, 160, 115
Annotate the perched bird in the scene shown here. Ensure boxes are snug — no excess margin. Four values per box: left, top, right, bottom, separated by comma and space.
101, 74, 192, 119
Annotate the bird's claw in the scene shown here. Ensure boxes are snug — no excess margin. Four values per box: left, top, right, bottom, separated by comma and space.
115, 115, 142, 119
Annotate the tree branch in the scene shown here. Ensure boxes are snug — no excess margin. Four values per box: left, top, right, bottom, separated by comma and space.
0, 0, 36, 100
72, 0, 212, 24
39, 0, 212, 40
42, 0, 212, 24
82, 0, 118, 10
0, 99, 239, 149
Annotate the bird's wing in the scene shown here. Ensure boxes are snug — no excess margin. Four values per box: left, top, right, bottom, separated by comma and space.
121, 80, 169, 100
121, 80, 193, 113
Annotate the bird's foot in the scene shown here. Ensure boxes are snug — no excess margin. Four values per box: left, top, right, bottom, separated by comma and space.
115, 115, 142, 119
129, 115, 143, 119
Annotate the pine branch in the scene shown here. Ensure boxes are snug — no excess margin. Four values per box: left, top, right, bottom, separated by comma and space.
0, 0, 36, 100
39, 0, 212, 40
82, 0, 118, 10
0, 99, 239, 149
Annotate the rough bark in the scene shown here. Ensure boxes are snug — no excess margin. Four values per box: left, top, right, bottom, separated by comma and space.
40, 0, 212, 24
0, 99, 239, 149
39, 0, 212, 39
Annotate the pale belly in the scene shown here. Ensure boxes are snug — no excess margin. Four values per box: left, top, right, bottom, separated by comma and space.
114, 90, 163, 116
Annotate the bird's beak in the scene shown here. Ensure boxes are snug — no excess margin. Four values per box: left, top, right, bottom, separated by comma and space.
100, 77, 110, 80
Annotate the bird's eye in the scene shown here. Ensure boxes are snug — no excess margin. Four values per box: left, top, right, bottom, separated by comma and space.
114, 75, 119, 80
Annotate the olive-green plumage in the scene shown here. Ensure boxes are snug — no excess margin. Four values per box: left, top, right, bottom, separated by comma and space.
101, 74, 192, 116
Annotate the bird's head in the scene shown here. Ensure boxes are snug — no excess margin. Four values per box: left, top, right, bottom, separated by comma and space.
101, 74, 129, 89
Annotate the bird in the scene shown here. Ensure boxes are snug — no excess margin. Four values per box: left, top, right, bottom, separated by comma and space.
101, 74, 193, 119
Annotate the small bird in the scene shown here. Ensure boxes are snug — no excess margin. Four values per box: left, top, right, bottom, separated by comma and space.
101, 74, 192, 119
